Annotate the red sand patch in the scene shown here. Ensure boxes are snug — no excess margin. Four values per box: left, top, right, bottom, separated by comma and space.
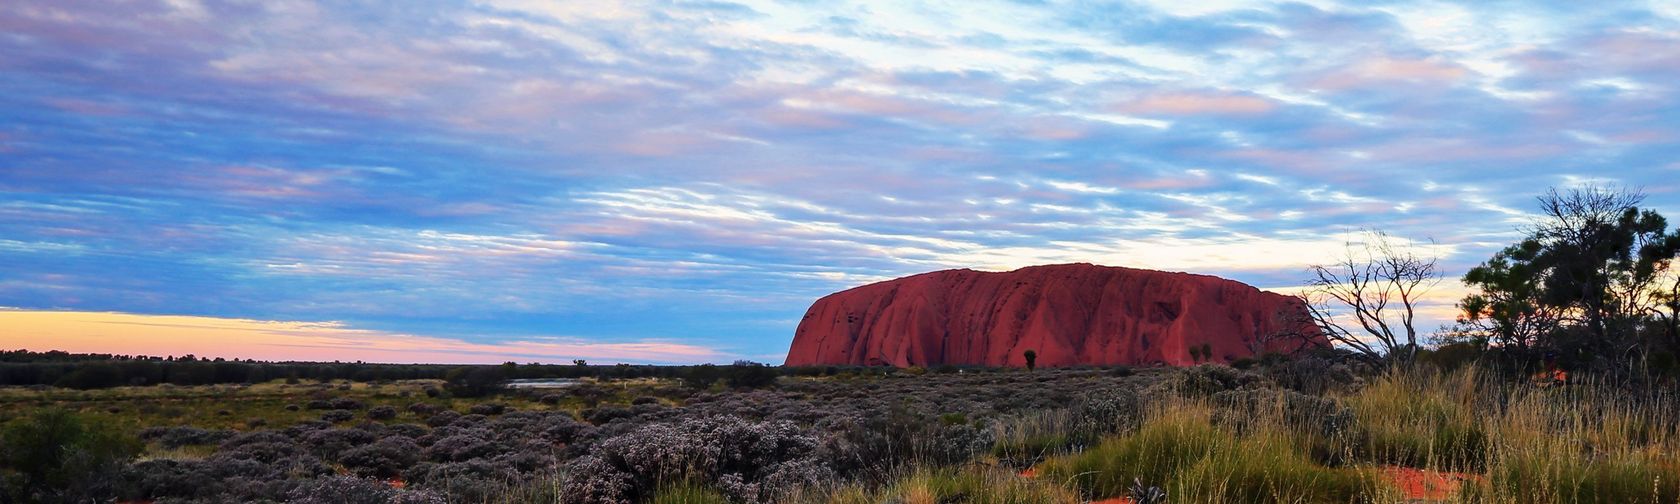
1383, 466, 1479, 501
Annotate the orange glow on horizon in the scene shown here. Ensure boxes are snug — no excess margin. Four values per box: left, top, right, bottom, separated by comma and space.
0, 309, 725, 365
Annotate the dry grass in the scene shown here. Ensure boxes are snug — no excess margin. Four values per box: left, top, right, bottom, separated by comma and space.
858, 367, 1680, 504
1342, 368, 1680, 503
1037, 398, 1388, 503
812, 466, 1081, 504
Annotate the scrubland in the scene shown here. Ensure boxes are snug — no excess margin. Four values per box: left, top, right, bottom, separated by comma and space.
3, 357, 1678, 503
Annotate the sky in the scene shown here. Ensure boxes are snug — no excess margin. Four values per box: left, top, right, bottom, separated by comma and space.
2, 0, 1678, 365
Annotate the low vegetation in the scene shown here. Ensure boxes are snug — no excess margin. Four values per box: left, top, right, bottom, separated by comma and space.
4, 354, 1680, 503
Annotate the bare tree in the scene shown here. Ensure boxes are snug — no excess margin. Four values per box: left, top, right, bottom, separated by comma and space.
1300, 230, 1440, 366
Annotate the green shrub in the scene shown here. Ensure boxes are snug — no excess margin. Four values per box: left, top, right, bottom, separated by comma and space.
1, 408, 143, 503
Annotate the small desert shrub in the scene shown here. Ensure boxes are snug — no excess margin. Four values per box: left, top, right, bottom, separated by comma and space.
339, 436, 422, 478
424, 434, 500, 463
427, 411, 462, 428
1264, 353, 1364, 395
321, 409, 356, 423
329, 398, 366, 410
994, 387, 1140, 467
559, 416, 830, 504
1170, 364, 1259, 397
304, 428, 378, 460
469, 403, 507, 416
367, 405, 398, 420
583, 406, 634, 425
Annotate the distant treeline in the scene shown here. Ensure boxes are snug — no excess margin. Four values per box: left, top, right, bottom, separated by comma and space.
0, 349, 989, 390
0, 350, 780, 390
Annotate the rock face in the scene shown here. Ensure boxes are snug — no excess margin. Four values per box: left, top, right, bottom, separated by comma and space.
785, 263, 1325, 368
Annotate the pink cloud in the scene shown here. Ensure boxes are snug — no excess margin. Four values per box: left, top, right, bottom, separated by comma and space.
1014, 116, 1094, 140
1120, 173, 1217, 191
1309, 56, 1470, 90
1221, 148, 1343, 177
784, 89, 983, 128
1119, 92, 1277, 116
44, 97, 131, 116
1365, 137, 1568, 162
756, 106, 851, 130
189, 165, 339, 199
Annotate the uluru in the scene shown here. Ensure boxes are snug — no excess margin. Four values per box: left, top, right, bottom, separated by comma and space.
785, 263, 1326, 368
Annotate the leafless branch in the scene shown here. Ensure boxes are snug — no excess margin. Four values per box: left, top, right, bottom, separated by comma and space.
1302, 230, 1440, 366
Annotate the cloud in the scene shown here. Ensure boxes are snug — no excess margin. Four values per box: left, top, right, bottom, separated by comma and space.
1120, 92, 1278, 116
3, 0, 1680, 357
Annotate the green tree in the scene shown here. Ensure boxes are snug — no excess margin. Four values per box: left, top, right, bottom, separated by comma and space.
1459, 186, 1680, 367
683, 364, 721, 389
1, 409, 142, 503
724, 360, 778, 388
443, 366, 506, 397
1023, 349, 1037, 371
1459, 238, 1560, 355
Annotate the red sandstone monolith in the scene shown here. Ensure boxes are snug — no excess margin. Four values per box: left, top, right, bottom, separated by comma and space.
785, 263, 1324, 367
